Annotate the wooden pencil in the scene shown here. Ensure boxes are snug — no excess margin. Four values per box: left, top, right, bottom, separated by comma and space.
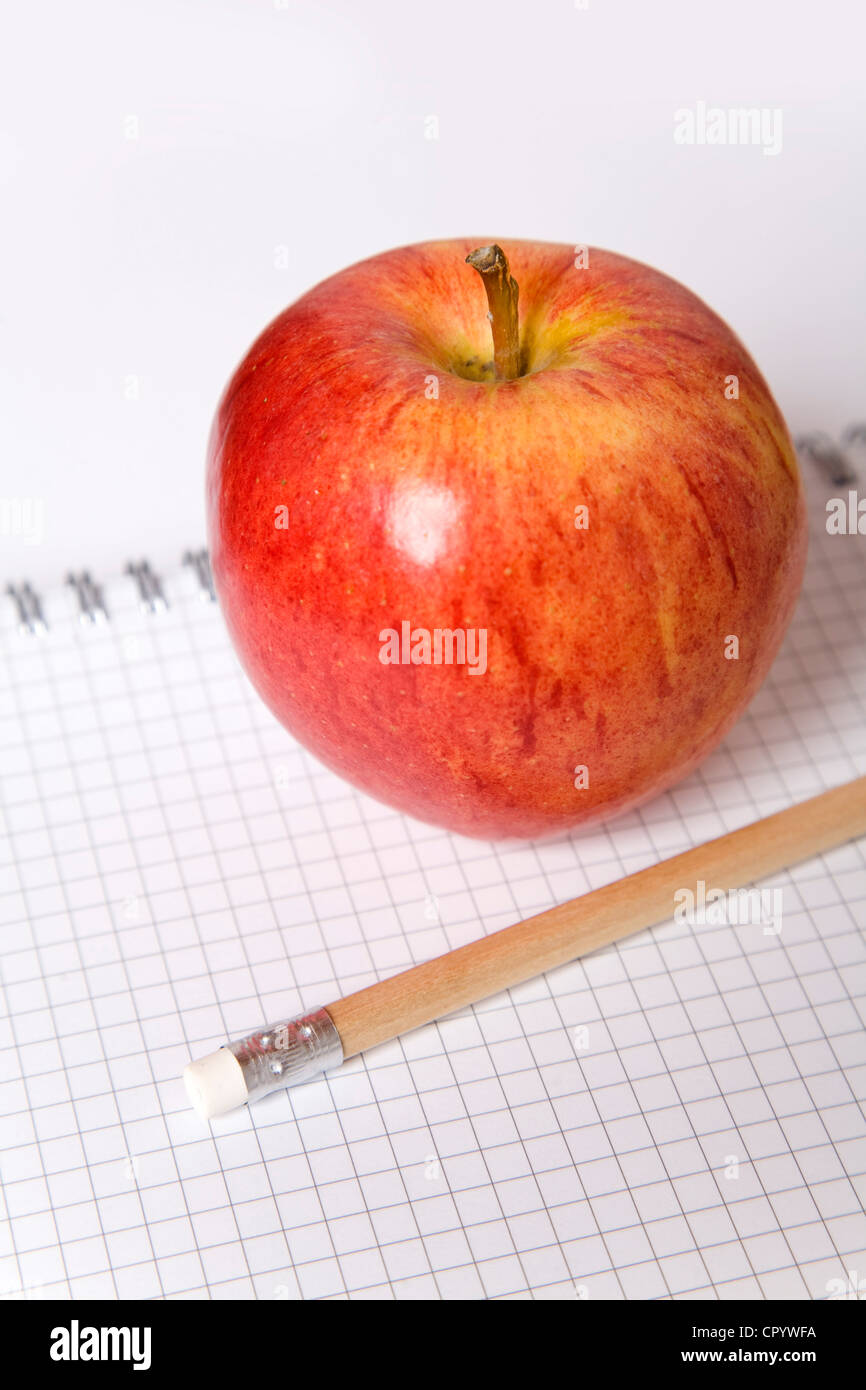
184, 775, 866, 1120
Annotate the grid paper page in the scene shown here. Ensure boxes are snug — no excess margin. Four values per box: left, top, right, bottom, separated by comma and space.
1, 461, 865, 1303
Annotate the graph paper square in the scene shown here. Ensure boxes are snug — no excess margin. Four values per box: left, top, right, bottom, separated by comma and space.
0, 457, 865, 1301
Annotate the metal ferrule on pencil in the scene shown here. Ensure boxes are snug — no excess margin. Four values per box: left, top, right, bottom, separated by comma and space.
183, 1007, 343, 1120
229, 1008, 343, 1101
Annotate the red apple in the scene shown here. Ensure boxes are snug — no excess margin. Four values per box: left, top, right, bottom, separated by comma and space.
206, 239, 807, 839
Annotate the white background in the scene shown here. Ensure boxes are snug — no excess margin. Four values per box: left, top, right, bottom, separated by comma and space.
1, 0, 863, 584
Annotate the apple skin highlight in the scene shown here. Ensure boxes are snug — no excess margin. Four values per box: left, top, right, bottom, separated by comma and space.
206, 239, 807, 840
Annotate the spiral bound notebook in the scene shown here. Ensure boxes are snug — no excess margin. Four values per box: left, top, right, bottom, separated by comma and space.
1, 435, 865, 1303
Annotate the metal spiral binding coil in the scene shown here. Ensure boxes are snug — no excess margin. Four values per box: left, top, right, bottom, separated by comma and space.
125, 559, 168, 613
4, 551, 218, 635
183, 549, 216, 602
5, 582, 47, 636
796, 431, 859, 488
66, 571, 108, 624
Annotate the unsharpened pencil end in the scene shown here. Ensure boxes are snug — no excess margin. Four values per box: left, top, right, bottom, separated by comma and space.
184, 1048, 248, 1121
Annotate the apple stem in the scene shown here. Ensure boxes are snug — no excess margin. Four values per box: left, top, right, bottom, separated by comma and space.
466, 244, 522, 380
